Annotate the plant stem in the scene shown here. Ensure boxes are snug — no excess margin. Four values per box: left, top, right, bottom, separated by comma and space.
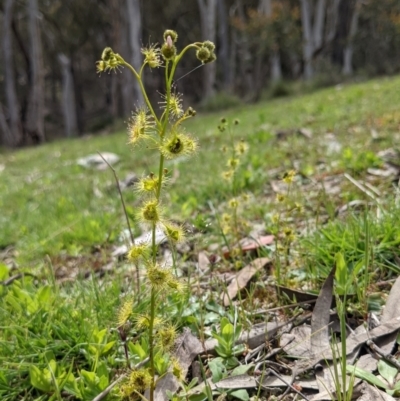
148, 289, 156, 401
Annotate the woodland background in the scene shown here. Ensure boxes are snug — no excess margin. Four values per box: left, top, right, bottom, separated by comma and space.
1, 0, 400, 147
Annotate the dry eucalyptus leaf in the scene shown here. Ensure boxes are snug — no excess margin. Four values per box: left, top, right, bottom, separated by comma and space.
150, 329, 203, 401
221, 257, 270, 306
311, 265, 335, 356
377, 275, 400, 354
357, 381, 396, 401
260, 374, 319, 391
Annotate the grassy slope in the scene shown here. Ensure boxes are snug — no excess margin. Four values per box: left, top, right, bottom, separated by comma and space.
1, 76, 400, 266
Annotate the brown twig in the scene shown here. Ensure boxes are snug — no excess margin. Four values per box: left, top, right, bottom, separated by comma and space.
366, 339, 400, 370
258, 368, 311, 401
97, 152, 139, 292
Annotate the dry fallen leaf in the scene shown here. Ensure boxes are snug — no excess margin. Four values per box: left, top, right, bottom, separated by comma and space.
221, 257, 270, 306
376, 275, 400, 354
222, 235, 274, 258
311, 265, 335, 356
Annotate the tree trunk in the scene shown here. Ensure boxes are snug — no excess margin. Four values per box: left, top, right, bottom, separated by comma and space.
126, 0, 144, 106
217, 0, 231, 92
258, 0, 282, 82
342, 0, 361, 75
326, 0, 341, 44
313, 0, 327, 50
120, 4, 134, 116
300, 0, 314, 79
2, 0, 23, 147
110, 0, 123, 118
0, 103, 13, 146
58, 54, 78, 137
235, 0, 253, 97
26, 0, 45, 144
197, 0, 217, 100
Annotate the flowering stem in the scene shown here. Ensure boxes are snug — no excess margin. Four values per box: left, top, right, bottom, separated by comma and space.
123, 61, 161, 129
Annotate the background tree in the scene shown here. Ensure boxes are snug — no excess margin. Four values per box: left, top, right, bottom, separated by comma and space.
25, 0, 45, 144
2, 0, 23, 147
1, 0, 400, 147
197, 0, 218, 100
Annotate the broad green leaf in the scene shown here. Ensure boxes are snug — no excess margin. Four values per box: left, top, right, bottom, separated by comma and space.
208, 357, 226, 383
128, 341, 147, 360
230, 389, 250, 401
96, 361, 109, 381
0, 263, 9, 280
378, 360, 398, 386
335, 252, 347, 292
80, 370, 98, 386
220, 317, 230, 330
222, 322, 234, 339
63, 373, 81, 398
36, 285, 52, 307
231, 363, 254, 376
346, 366, 388, 389
92, 328, 107, 344
188, 393, 208, 401
100, 340, 115, 356
29, 365, 53, 393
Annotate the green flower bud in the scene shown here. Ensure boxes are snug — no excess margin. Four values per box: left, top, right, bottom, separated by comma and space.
161, 43, 177, 60
163, 29, 178, 43
196, 46, 211, 63
101, 47, 114, 62
204, 52, 217, 64
203, 40, 215, 51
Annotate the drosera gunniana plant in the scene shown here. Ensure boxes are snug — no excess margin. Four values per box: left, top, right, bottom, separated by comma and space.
217, 118, 250, 265
270, 170, 303, 286
97, 30, 216, 401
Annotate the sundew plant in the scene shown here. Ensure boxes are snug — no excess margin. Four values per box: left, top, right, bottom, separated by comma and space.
97, 30, 216, 400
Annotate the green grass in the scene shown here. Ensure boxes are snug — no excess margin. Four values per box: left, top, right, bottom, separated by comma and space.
2, 75, 400, 400
2, 76, 400, 266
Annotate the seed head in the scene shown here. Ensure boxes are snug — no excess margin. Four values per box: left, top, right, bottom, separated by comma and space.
128, 242, 150, 262
163, 222, 185, 243
135, 314, 163, 330
146, 263, 173, 291
140, 199, 162, 223
171, 357, 185, 381
121, 369, 152, 395
276, 194, 285, 203
235, 140, 248, 155
136, 175, 159, 194
222, 170, 234, 181
283, 170, 296, 184
228, 198, 239, 209
222, 213, 231, 223
160, 131, 198, 159
156, 324, 177, 351
227, 158, 240, 169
